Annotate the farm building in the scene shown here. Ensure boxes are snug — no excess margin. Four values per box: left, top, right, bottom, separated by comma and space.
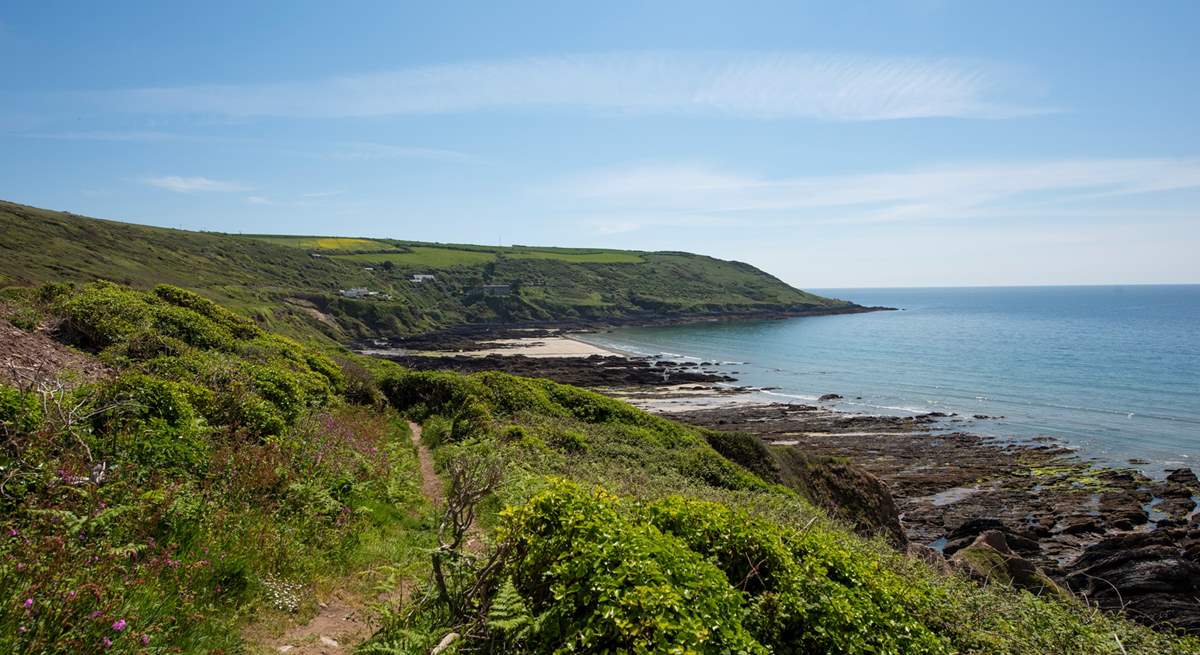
477, 284, 513, 297
338, 287, 371, 299
410, 274, 436, 283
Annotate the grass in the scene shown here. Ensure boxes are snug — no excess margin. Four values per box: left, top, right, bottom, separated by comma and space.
336, 247, 499, 267
505, 249, 644, 264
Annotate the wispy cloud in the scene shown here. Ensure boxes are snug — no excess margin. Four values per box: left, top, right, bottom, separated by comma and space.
325, 141, 477, 162
555, 158, 1200, 232
245, 191, 343, 207
93, 51, 1047, 121
19, 130, 185, 142
142, 175, 250, 193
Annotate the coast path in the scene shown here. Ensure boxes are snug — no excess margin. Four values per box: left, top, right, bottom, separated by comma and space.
247, 421, 444, 654
409, 420, 445, 506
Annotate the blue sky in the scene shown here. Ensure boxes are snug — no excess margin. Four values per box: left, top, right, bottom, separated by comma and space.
2, 1, 1198, 287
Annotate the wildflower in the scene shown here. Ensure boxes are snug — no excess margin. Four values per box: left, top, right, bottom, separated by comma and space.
23, 598, 33, 608
90, 610, 103, 619
102, 637, 113, 648
112, 619, 127, 631
140, 634, 151, 645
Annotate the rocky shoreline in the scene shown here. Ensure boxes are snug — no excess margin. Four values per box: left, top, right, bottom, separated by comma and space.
658, 400, 1200, 633
363, 339, 1200, 634
353, 304, 893, 352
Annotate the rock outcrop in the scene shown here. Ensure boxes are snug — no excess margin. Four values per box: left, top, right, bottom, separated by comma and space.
772, 448, 908, 547
1065, 528, 1200, 633
950, 530, 1064, 596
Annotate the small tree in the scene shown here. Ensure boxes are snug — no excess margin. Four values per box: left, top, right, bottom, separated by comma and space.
431, 450, 503, 620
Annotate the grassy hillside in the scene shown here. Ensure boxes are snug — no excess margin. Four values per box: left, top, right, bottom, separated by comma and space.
1, 282, 1194, 653
0, 200, 852, 343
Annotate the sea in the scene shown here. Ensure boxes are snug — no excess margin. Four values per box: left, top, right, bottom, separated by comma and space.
574, 285, 1200, 474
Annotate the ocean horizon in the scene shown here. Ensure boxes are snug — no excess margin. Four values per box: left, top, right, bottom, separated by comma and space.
576, 284, 1200, 475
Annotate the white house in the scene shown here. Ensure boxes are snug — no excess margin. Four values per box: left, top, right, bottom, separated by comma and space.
410, 274, 436, 283
339, 287, 370, 299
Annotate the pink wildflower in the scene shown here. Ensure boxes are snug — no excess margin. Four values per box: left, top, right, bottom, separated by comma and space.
102, 637, 113, 648
140, 634, 151, 645
23, 598, 33, 608
112, 619, 127, 631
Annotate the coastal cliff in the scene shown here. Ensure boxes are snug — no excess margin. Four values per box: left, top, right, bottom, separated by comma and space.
0, 200, 870, 343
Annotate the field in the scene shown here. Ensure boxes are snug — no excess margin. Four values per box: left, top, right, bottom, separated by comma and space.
247, 236, 648, 266
328, 244, 646, 266
336, 246, 499, 267
506, 248, 644, 263
249, 235, 396, 251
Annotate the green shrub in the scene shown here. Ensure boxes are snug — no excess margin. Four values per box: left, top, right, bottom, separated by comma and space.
380, 370, 485, 418
497, 480, 765, 654
94, 373, 209, 470
58, 281, 154, 348
153, 284, 262, 339
421, 415, 452, 449
547, 427, 588, 454
224, 393, 287, 437
0, 385, 42, 437
150, 303, 234, 350
337, 357, 384, 407
644, 497, 948, 655
247, 364, 306, 422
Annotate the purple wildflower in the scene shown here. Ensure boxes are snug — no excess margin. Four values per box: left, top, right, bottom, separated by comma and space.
23, 598, 33, 608
102, 637, 113, 648
112, 619, 127, 631
140, 634, 151, 645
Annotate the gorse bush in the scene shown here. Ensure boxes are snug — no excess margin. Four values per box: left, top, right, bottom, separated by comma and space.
53, 283, 346, 439
481, 481, 944, 655
644, 496, 947, 654
497, 480, 765, 654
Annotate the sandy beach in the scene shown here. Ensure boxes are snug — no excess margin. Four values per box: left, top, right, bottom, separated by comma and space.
457, 335, 625, 358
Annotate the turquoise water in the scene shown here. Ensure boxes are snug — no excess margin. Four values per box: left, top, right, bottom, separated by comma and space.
577, 285, 1200, 472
